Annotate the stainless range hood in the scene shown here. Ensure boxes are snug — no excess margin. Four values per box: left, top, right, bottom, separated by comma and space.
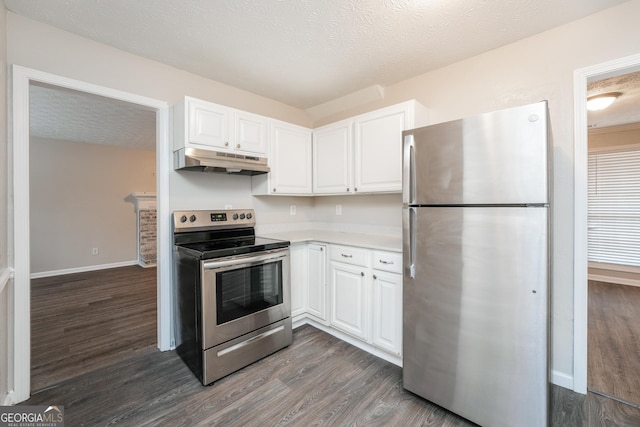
174, 147, 270, 175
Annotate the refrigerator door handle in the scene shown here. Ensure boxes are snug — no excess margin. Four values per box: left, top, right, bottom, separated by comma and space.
404, 207, 416, 278
403, 134, 416, 205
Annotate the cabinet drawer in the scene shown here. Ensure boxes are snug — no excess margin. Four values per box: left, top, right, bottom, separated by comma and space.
372, 251, 402, 274
330, 245, 369, 267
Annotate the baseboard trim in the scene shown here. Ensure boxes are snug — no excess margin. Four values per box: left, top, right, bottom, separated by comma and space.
589, 262, 640, 274
30, 260, 139, 279
2, 390, 15, 406
0, 268, 12, 293
588, 273, 640, 288
552, 370, 575, 390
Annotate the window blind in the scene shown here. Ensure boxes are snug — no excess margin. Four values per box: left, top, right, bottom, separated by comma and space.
588, 149, 640, 267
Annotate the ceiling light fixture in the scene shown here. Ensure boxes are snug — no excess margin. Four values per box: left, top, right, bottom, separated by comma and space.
586, 92, 621, 111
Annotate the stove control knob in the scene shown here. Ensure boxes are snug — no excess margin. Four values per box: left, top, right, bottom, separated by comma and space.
189, 215, 196, 222
180, 215, 187, 223
239, 213, 246, 220
246, 213, 253, 220
232, 213, 239, 220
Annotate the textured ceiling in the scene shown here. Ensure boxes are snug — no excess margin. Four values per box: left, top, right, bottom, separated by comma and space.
5, 0, 627, 110
587, 70, 640, 128
14, 0, 635, 149
29, 83, 156, 151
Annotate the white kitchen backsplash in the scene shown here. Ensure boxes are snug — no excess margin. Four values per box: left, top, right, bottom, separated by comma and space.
255, 221, 314, 235
256, 221, 401, 239
313, 221, 401, 237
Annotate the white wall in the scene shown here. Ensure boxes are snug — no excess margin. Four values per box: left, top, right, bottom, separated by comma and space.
313, 0, 640, 384
29, 137, 156, 275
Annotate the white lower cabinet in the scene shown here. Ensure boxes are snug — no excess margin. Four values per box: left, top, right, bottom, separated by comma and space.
372, 270, 402, 356
289, 242, 327, 323
328, 244, 402, 357
289, 243, 308, 319
307, 243, 327, 322
329, 261, 369, 340
290, 241, 402, 360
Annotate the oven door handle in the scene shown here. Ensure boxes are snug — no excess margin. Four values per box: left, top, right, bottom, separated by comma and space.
202, 248, 289, 270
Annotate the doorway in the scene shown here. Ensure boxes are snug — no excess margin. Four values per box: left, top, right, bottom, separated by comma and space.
10, 66, 171, 402
585, 71, 640, 405
28, 82, 159, 391
574, 53, 640, 396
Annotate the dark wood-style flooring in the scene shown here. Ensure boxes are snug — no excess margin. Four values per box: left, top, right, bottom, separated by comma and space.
23, 325, 640, 426
588, 280, 640, 406
30, 265, 157, 391
25, 267, 640, 425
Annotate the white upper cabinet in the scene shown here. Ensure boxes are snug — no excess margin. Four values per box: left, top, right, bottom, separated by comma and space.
234, 110, 268, 155
252, 120, 313, 195
187, 98, 229, 149
312, 100, 427, 195
354, 103, 412, 193
313, 119, 352, 194
174, 96, 268, 156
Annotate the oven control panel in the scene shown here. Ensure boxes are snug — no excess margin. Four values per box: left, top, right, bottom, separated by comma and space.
173, 209, 256, 232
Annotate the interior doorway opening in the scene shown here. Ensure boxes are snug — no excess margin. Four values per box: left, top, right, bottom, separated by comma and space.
573, 53, 640, 396
585, 71, 640, 406
28, 82, 159, 391
11, 65, 171, 403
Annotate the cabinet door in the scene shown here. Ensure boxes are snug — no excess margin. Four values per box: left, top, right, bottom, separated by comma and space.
313, 120, 352, 194
372, 271, 402, 356
330, 261, 368, 340
354, 105, 407, 193
188, 98, 230, 149
234, 111, 268, 155
289, 244, 308, 319
307, 244, 327, 322
270, 122, 313, 194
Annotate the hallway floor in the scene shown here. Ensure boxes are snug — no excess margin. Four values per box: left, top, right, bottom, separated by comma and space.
30, 265, 157, 391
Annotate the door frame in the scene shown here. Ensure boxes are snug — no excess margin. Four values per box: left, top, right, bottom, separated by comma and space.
10, 65, 172, 402
573, 53, 640, 394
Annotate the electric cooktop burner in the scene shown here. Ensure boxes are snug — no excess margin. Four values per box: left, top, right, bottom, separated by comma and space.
172, 209, 290, 259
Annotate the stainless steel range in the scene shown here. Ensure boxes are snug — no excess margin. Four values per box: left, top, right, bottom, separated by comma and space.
173, 209, 292, 385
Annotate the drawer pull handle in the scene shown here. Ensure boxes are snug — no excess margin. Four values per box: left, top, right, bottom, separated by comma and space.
379, 260, 394, 265
341, 254, 353, 258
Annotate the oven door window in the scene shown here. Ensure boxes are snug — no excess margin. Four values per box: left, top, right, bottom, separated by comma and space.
216, 260, 283, 325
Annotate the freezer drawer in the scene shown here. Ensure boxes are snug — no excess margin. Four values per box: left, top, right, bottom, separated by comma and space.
403, 101, 549, 205
402, 206, 548, 427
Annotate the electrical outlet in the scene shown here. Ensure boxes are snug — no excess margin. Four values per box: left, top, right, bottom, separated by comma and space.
92, 247, 99, 255
336, 204, 342, 215
290, 205, 296, 215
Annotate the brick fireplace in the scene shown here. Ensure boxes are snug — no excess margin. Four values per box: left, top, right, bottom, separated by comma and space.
130, 192, 157, 268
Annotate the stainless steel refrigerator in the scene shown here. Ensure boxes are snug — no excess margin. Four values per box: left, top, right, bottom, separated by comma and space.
402, 101, 549, 427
